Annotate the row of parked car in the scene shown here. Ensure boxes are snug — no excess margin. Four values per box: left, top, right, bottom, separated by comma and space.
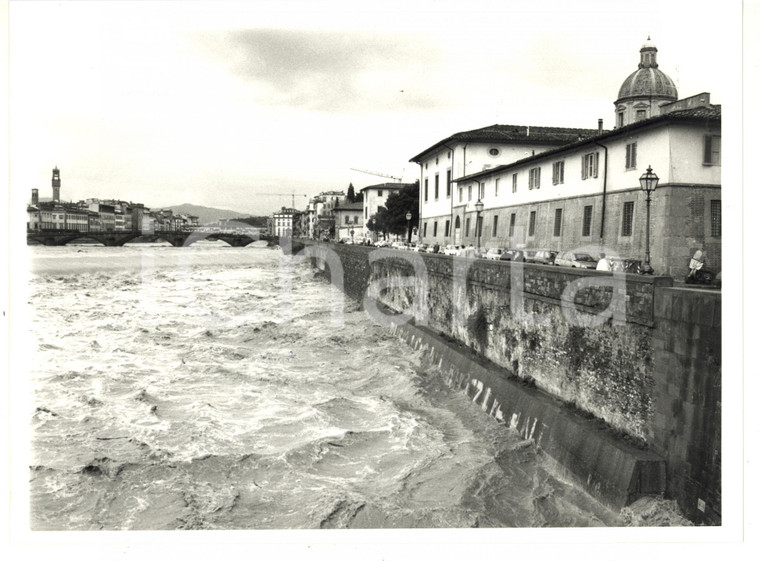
342, 239, 642, 273
374, 242, 643, 272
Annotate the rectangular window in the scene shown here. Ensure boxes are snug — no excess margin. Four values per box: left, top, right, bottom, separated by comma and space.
553, 209, 563, 237
617, 112, 624, 128
424, 179, 429, 202
512, 173, 518, 193
711, 200, 721, 237
365, 208, 368, 219
479, 183, 485, 199
445, 219, 450, 237
459, 187, 463, 203
492, 215, 499, 236
468, 185, 472, 201
378, 190, 383, 197
529, 167, 541, 190
636, 109, 646, 121
465, 217, 471, 237
582, 152, 599, 179
432, 221, 438, 237
434, 174, 439, 200
353, 216, 358, 224
528, 211, 536, 237
622, 201, 634, 236
704, 135, 721, 165
495, 178, 500, 197
446, 169, 452, 197
344, 216, 349, 224
552, 161, 564, 185
509, 213, 516, 238
423, 222, 428, 237
625, 142, 637, 169
582, 205, 593, 237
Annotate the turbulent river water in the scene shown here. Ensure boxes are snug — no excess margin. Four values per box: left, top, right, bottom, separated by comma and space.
26, 242, 628, 530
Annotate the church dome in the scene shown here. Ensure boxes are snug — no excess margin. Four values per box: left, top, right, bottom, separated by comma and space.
616, 37, 678, 103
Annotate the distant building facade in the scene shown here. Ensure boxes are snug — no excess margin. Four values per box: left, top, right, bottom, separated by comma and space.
333, 202, 364, 241
360, 183, 412, 240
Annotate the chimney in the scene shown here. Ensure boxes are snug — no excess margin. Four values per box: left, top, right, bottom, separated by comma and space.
31, 188, 39, 205
598, 119, 604, 133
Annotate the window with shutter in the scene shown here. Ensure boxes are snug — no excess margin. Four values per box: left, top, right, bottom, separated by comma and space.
625, 143, 637, 169
529, 167, 541, 190
552, 161, 564, 185
704, 135, 721, 165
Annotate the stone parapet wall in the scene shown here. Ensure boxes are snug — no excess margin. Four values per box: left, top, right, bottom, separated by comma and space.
300, 240, 721, 523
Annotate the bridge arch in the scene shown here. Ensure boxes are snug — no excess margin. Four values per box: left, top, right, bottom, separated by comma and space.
61, 234, 106, 246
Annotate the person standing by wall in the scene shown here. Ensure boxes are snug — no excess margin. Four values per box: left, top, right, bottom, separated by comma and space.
596, 252, 612, 271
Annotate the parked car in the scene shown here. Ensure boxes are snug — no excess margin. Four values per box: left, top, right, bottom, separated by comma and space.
554, 251, 598, 269
498, 249, 518, 261
414, 243, 429, 252
525, 249, 558, 265
443, 244, 462, 256
485, 247, 505, 260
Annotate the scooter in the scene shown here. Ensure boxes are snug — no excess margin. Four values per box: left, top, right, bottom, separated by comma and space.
685, 266, 716, 285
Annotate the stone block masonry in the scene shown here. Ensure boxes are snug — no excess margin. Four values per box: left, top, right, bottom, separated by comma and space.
300, 241, 720, 524
650, 288, 721, 525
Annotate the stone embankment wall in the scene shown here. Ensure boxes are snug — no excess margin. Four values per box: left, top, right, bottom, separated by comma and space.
300, 241, 720, 523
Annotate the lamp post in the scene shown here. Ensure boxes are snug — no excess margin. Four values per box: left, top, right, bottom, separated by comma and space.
474, 199, 484, 249
406, 211, 412, 244
639, 165, 659, 274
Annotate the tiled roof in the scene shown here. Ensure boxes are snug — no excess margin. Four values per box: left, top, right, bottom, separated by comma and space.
333, 202, 364, 211
410, 124, 604, 163
661, 106, 722, 120
359, 182, 412, 191
457, 106, 721, 182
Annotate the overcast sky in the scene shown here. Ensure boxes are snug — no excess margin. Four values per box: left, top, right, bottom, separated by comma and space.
10, 0, 739, 215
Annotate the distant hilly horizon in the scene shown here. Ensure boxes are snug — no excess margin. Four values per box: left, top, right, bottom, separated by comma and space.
164, 203, 267, 225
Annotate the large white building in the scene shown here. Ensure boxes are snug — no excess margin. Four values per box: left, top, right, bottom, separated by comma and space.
412, 39, 721, 277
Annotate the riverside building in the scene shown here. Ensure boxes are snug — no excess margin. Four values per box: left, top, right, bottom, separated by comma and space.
412, 38, 721, 277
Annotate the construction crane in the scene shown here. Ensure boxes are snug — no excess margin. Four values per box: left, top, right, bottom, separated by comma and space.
256, 192, 309, 209
350, 167, 404, 182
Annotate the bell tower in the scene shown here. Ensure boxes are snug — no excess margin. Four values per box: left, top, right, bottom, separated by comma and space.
52, 167, 61, 202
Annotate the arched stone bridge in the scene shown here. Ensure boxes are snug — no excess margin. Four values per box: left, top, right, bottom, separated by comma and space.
27, 229, 281, 248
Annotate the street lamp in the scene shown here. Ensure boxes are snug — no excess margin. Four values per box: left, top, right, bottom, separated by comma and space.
406, 211, 412, 244
474, 199, 484, 249
639, 165, 659, 274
